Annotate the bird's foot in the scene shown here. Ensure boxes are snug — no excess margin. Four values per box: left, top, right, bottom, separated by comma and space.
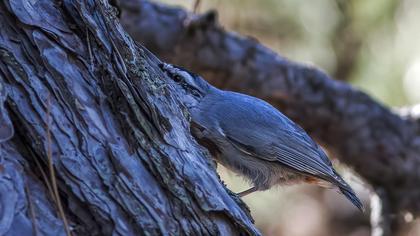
237, 186, 257, 197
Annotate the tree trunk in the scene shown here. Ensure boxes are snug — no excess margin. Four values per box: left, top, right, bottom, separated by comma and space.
0, 0, 259, 235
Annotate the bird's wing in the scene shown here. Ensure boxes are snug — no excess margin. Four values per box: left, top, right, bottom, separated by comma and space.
225, 126, 334, 178
196, 90, 336, 178
217, 103, 336, 179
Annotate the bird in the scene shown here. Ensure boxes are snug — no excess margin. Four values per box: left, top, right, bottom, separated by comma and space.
161, 63, 364, 211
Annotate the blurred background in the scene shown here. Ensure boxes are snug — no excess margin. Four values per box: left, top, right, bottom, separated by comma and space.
153, 0, 420, 235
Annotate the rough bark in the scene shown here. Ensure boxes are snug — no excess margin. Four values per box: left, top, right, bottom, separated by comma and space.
0, 0, 259, 235
120, 0, 420, 220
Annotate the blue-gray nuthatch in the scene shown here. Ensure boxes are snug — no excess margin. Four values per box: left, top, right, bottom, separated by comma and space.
162, 63, 364, 211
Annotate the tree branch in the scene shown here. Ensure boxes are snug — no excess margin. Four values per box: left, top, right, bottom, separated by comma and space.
120, 0, 420, 218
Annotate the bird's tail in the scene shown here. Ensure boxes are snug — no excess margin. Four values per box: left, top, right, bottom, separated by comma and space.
332, 172, 364, 212
339, 184, 364, 212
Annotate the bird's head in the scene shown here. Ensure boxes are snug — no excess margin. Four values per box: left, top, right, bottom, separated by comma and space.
160, 63, 211, 97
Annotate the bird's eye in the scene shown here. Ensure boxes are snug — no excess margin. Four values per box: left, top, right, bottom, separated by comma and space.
173, 75, 182, 82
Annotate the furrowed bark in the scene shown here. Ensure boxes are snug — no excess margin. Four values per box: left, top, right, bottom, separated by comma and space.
120, 0, 420, 220
0, 0, 259, 235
